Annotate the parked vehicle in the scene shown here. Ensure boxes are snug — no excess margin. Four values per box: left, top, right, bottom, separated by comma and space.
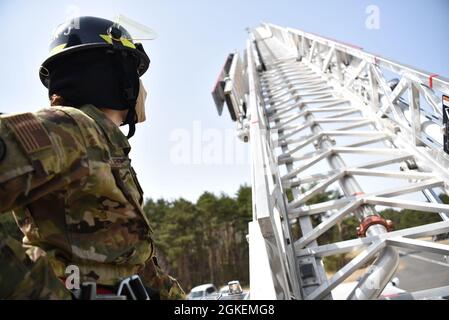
218, 281, 249, 300
187, 284, 217, 300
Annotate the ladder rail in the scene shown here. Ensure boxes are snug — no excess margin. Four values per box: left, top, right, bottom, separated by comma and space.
245, 39, 301, 299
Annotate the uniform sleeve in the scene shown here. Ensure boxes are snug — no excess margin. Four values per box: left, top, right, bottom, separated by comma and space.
138, 255, 186, 300
0, 225, 72, 299
0, 108, 89, 212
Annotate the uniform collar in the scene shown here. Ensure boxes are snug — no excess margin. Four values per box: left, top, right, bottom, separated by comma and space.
80, 105, 131, 155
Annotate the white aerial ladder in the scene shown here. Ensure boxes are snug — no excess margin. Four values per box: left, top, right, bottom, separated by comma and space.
212, 23, 449, 300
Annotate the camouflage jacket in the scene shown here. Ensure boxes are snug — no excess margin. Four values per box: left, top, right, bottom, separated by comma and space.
0, 105, 184, 299
0, 223, 71, 300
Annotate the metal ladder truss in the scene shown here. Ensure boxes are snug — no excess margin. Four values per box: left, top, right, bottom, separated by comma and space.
212, 22, 449, 300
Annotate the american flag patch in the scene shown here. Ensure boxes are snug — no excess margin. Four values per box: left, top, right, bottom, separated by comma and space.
4, 113, 52, 155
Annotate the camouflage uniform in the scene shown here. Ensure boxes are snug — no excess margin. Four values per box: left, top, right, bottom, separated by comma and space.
0, 104, 184, 299
0, 224, 71, 300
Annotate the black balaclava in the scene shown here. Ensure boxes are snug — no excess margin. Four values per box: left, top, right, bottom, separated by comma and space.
47, 48, 140, 138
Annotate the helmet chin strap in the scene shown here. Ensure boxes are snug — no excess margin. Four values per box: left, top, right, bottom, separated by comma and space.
113, 49, 140, 139
124, 109, 136, 139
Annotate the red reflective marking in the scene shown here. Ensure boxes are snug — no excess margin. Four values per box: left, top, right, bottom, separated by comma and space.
429, 74, 439, 89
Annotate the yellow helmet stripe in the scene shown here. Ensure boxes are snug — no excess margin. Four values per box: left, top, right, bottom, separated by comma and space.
49, 43, 67, 56
100, 34, 136, 49
121, 38, 136, 49
100, 34, 113, 44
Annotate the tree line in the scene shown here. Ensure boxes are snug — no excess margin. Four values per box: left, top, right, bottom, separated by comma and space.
143, 185, 252, 291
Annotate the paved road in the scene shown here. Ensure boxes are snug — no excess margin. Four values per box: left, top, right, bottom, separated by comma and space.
393, 248, 449, 292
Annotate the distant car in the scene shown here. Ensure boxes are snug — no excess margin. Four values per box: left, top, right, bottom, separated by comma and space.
187, 284, 217, 300
228, 280, 243, 295
218, 281, 249, 300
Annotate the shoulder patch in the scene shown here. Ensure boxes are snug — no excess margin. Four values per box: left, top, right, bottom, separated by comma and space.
3, 113, 52, 155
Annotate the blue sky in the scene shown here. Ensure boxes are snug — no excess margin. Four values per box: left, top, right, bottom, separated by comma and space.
1, 0, 449, 202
